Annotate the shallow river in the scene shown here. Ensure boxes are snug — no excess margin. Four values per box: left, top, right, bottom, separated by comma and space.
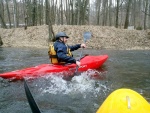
0, 47, 150, 113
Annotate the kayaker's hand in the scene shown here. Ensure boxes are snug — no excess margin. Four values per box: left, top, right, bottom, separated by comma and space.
76, 61, 81, 67
80, 43, 86, 48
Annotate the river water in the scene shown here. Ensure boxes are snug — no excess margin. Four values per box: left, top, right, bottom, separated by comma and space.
0, 47, 150, 113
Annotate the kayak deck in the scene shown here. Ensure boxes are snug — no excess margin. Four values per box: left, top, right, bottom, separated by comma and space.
0, 55, 108, 80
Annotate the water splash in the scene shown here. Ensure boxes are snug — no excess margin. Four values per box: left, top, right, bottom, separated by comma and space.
35, 70, 109, 98
0, 78, 10, 87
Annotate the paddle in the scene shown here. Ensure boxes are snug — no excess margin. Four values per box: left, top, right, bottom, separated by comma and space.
74, 32, 92, 75
24, 79, 41, 113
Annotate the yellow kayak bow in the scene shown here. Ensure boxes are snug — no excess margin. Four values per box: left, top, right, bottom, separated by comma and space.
96, 88, 150, 113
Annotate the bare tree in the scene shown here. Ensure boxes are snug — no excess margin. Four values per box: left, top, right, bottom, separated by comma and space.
32, 0, 37, 26
82, 0, 89, 25
60, 0, 63, 24
45, 0, 55, 41
148, 1, 150, 29
76, 0, 81, 25
0, 0, 7, 28
70, 0, 74, 25
144, 0, 148, 30
95, 0, 101, 25
50, 0, 57, 24
137, 0, 142, 28
124, 0, 132, 29
6, 0, 11, 28
115, 0, 119, 28
45, 0, 49, 25
13, 0, 18, 28
65, 0, 71, 24
102, 0, 108, 26
108, 0, 112, 26
1, 0, 150, 29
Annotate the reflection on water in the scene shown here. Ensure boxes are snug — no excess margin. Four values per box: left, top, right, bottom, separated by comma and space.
0, 47, 150, 113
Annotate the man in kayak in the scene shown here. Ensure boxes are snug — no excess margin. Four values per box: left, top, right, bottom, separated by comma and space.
48, 32, 86, 67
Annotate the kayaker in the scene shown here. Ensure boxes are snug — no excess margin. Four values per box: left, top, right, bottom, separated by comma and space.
48, 32, 86, 67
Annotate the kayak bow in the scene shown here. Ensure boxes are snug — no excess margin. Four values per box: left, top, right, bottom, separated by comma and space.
96, 88, 150, 113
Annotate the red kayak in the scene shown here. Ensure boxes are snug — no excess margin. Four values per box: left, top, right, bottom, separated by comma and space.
0, 55, 108, 80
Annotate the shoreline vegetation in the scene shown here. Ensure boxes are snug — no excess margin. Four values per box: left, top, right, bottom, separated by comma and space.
0, 25, 150, 50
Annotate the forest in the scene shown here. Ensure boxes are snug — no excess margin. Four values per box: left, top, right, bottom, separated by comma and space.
0, 0, 150, 30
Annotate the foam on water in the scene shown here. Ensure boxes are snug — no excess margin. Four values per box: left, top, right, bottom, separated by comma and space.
35, 69, 109, 98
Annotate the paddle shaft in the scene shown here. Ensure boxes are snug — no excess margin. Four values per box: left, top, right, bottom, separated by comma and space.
24, 79, 41, 113
74, 32, 92, 75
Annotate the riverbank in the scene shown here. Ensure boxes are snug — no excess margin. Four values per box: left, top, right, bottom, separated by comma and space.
0, 25, 150, 50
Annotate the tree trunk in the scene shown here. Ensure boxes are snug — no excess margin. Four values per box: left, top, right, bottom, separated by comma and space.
0, 0, 7, 28
45, 0, 49, 25
77, 0, 81, 25
144, 0, 148, 30
23, 0, 27, 29
60, 0, 63, 25
70, 0, 74, 25
48, 18, 55, 42
131, 0, 136, 28
149, 3, 150, 29
96, 0, 101, 25
109, 0, 112, 26
124, 0, 132, 29
13, 0, 17, 28
115, 0, 119, 28
65, 0, 69, 24
50, 0, 57, 24
6, 0, 11, 28
102, 0, 107, 26
46, 0, 55, 42
82, 0, 89, 25
0, 13, 7, 28
32, 0, 37, 26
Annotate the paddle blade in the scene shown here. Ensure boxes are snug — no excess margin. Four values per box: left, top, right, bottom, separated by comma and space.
83, 32, 92, 43
24, 80, 41, 113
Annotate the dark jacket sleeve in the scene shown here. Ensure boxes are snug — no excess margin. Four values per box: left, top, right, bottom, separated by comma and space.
55, 42, 77, 63
68, 44, 81, 51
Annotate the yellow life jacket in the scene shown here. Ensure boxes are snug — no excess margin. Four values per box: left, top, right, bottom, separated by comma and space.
48, 43, 73, 64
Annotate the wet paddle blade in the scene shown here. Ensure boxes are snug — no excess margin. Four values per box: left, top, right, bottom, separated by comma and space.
24, 80, 41, 113
83, 32, 92, 43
